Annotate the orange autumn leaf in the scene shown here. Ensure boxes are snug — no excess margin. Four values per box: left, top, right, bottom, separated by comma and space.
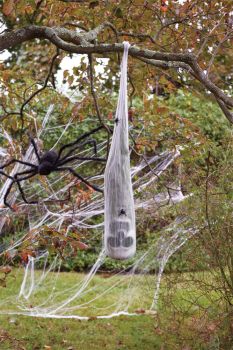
161, 0, 168, 12
161, 5, 168, 12
2, 0, 14, 16
21, 253, 29, 264
76, 241, 89, 250
0, 266, 12, 274
11, 204, 19, 212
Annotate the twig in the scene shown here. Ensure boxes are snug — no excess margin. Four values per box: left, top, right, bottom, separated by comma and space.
30, 0, 44, 23
19, 47, 60, 132
88, 53, 111, 157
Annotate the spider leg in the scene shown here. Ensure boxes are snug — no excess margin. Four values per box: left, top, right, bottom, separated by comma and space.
3, 170, 36, 210
59, 139, 98, 162
3, 181, 15, 210
0, 170, 20, 209
57, 155, 107, 167
28, 133, 41, 161
0, 159, 37, 170
15, 171, 38, 205
55, 166, 103, 193
0, 170, 14, 180
56, 125, 103, 160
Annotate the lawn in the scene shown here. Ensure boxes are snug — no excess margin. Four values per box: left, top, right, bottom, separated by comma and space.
0, 269, 232, 350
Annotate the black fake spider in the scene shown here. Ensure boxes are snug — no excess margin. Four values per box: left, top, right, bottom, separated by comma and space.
0, 126, 106, 210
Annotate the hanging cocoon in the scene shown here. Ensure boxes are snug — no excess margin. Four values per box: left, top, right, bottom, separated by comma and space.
104, 42, 136, 260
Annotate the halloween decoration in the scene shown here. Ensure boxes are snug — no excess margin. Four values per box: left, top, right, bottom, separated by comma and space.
0, 126, 106, 210
104, 42, 136, 260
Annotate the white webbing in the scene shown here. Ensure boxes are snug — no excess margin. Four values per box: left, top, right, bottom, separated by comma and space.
104, 42, 136, 260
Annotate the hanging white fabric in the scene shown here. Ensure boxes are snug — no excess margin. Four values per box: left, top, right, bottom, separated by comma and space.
104, 42, 136, 260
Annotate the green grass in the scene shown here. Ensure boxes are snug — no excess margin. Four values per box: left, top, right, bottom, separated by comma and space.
0, 314, 161, 350
0, 269, 232, 350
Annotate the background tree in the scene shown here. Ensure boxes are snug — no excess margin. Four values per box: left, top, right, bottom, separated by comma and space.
0, 0, 233, 129
0, 1, 233, 347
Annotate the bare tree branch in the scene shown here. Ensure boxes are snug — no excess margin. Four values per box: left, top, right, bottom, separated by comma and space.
215, 98, 233, 123
30, 0, 44, 23
88, 54, 102, 124
190, 60, 233, 108
118, 31, 157, 44
19, 48, 60, 130
207, 29, 233, 75
88, 53, 111, 157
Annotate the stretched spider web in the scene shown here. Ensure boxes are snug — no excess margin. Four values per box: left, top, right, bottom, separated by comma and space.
0, 43, 196, 320
0, 104, 196, 320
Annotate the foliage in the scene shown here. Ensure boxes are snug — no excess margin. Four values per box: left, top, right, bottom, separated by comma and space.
1, 0, 233, 137
0, 1, 233, 345
184, 143, 233, 307
1, 88, 231, 274
167, 91, 232, 144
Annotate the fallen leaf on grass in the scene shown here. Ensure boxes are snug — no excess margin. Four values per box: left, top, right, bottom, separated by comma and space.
88, 316, 97, 321
135, 308, 145, 314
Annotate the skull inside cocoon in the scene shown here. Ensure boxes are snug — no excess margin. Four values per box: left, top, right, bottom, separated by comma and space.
105, 209, 136, 260
104, 41, 136, 260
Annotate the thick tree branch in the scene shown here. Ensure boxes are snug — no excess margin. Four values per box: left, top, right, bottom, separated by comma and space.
216, 98, 233, 123
0, 25, 195, 62
1, 23, 233, 123
190, 60, 233, 108
136, 56, 192, 72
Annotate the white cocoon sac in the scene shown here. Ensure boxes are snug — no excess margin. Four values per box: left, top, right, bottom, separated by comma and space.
104, 42, 136, 260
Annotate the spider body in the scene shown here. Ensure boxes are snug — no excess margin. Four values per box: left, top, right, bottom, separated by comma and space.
38, 150, 58, 175
0, 126, 106, 210
119, 209, 126, 216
